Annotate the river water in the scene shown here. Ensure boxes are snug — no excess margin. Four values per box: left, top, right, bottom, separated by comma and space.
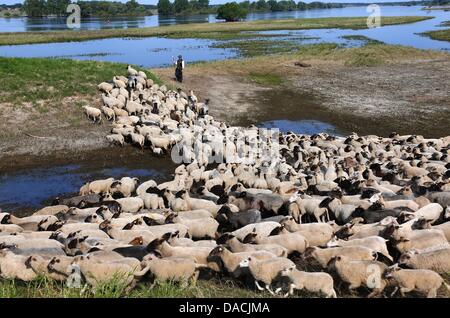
0, 6, 448, 67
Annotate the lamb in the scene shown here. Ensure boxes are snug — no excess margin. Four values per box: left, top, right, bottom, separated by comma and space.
130, 133, 145, 149
82, 106, 102, 124
127, 65, 138, 76
136, 179, 157, 197
207, 245, 276, 277
294, 197, 329, 223
384, 265, 449, 298
279, 265, 337, 298
302, 246, 376, 268
239, 256, 295, 295
140, 254, 200, 285
398, 248, 450, 273
327, 255, 388, 297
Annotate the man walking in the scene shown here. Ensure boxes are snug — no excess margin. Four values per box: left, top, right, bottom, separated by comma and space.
174, 55, 185, 83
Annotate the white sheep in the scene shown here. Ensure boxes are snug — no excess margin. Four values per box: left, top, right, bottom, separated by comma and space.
82, 106, 102, 124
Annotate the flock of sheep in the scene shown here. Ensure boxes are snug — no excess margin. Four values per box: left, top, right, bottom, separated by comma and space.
1, 65, 450, 298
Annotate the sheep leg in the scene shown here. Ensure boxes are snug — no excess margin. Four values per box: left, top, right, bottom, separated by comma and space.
265, 284, 276, 296
367, 288, 383, 298
390, 286, 399, 297
399, 287, 413, 297
314, 210, 323, 223
426, 288, 437, 298
254, 280, 265, 291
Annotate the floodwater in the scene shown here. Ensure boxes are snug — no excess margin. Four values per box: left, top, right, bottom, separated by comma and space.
0, 147, 177, 215
0, 6, 446, 32
0, 6, 449, 67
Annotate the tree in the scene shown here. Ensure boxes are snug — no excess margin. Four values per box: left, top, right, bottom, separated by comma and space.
216, 2, 247, 22
23, 0, 47, 17
157, 0, 173, 15
198, 0, 209, 9
173, 0, 189, 13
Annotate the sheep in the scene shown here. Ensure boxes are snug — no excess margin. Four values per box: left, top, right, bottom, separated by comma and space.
243, 230, 308, 255
391, 229, 449, 253
413, 203, 443, 224
279, 265, 337, 298
216, 233, 286, 257
294, 196, 329, 223
101, 106, 116, 121
0, 224, 24, 233
166, 213, 218, 239
136, 180, 158, 197
216, 206, 261, 229
239, 256, 295, 295
207, 245, 276, 277
72, 255, 148, 288
141, 193, 165, 210
88, 178, 115, 194
106, 134, 125, 147
0, 237, 65, 256
127, 65, 138, 76
327, 255, 388, 297
112, 177, 139, 198
398, 248, 450, 273
140, 254, 201, 285
146, 237, 214, 268
98, 82, 113, 93
116, 197, 144, 214
82, 106, 102, 124
384, 265, 449, 298
230, 221, 281, 241
327, 236, 392, 261
0, 250, 37, 281
25, 254, 67, 281
280, 218, 334, 246
302, 246, 376, 269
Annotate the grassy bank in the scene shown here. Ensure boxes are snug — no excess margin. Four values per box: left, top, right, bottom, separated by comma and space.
422, 28, 450, 42
0, 276, 274, 298
0, 16, 432, 45
0, 57, 159, 157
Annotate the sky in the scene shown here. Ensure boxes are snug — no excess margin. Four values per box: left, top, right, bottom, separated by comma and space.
0, 0, 423, 6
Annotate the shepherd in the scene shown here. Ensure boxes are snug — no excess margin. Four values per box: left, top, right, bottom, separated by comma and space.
174, 55, 185, 83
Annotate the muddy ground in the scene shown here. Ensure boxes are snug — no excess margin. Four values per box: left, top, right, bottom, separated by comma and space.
154, 58, 450, 138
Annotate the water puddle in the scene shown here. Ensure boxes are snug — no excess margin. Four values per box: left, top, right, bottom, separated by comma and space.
258, 119, 341, 135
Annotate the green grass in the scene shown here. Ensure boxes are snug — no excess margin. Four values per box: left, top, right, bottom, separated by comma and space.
340, 35, 384, 45
0, 16, 432, 45
0, 57, 160, 107
421, 28, 450, 42
0, 276, 274, 298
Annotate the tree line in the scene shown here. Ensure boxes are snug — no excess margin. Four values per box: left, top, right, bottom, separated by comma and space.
22, 0, 154, 17
157, 0, 348, 16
